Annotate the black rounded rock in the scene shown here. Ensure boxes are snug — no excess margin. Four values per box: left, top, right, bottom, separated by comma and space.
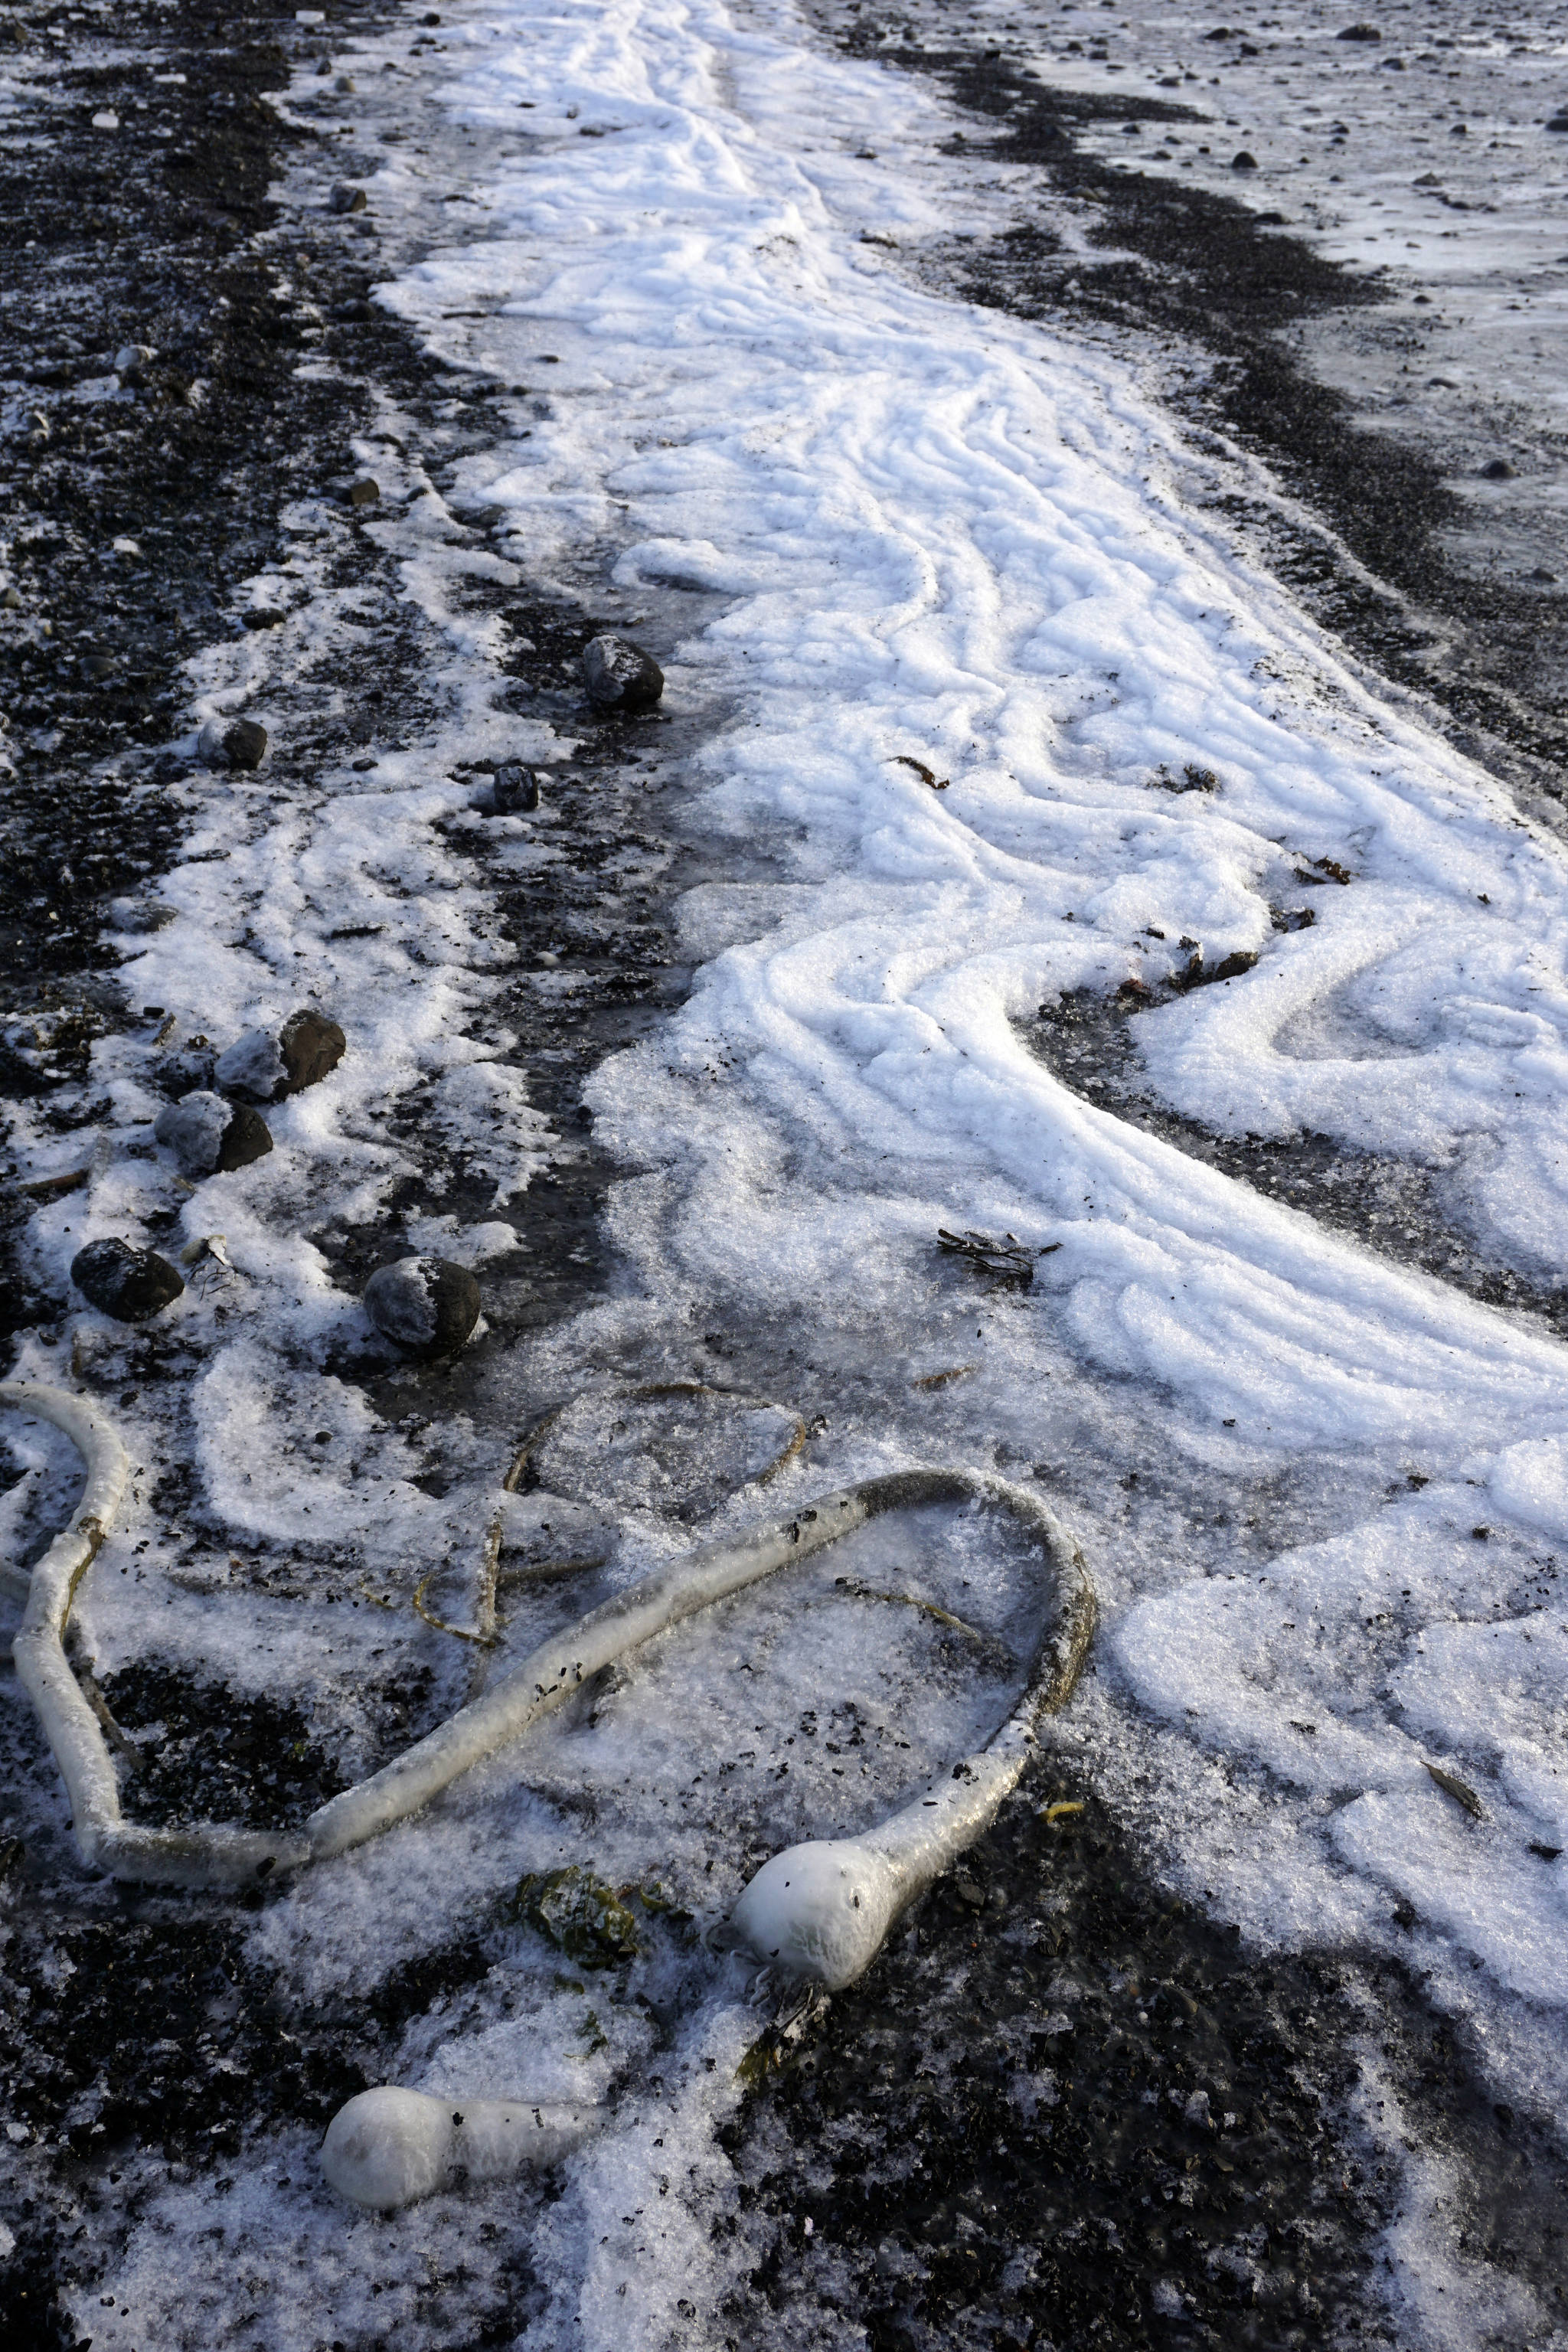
1547, 116, 1568, 133
583, 634, 664, 713
1481, 457, 1517, 480
154, 1089, 273, 1177
70, 1237, 185, 1323
330, 181, 368, 214
362, 1256, 481, 1358
1231, 150, 1258, 172
492, 761, 541, 814
1336, 21, 1380, 38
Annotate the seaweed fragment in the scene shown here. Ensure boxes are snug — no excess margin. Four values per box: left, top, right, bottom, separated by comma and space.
936, 1227, 1054, 1288
508, 1866, 643, 1968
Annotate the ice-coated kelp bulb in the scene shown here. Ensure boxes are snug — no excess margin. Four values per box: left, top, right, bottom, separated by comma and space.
322, 2086, 602, 2210
323, 2088, 453, 2210
728, 1837, 903, 1991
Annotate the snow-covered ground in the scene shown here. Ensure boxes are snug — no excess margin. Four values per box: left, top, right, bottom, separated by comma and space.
6, 0, 1568, 2344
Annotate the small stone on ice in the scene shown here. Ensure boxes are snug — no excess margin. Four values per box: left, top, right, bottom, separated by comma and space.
70, 1237, 185, 1322
217, 1009, 344, 1102
1231, 150, 1258, 171
582, 634, 664, 712
196, 716, 269, 770
492, 762, 540, 814
330, 181, 368, 213
155, 1090, 273, 1178
1481, 457, 1517, 479
363, 1256, 482, 1357
279, 1007, 346, 1093
345, 477, 381, 508
216, 1027, 286, 1102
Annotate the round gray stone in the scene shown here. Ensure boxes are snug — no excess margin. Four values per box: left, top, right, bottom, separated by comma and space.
582, 635, 663, 713
363, 1256, 482, 1358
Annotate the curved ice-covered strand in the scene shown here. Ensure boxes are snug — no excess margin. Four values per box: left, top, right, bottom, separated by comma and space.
321, 2086, 602, 2211
2, 1381, 309, 1888
728, 1494, 1093, 1989
305, 1467, 1040, 1860
305, 1469, 1081, 1860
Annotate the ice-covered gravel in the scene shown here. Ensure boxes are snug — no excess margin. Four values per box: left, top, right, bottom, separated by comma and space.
7, 0, 1568, 2342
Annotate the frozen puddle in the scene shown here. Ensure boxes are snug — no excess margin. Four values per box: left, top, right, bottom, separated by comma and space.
8, 0, 1568, 2342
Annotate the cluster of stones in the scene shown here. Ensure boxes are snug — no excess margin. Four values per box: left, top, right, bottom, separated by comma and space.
71, 635, 663, 1351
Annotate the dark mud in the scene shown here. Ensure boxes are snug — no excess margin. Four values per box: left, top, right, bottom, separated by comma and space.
732, 1789, 1568, 2350
815, 6, 1568, 799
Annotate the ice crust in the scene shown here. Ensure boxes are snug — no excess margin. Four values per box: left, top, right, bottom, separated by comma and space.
15, 0, 1568, 2342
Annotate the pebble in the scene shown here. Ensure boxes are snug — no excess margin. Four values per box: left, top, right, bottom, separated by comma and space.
196, 715, 269, 770
154, 1090, 273, 1178
1231, 151, 1258, 172
70, 1237, 185, 1322
583, 634, 664, 712
217, 1008, 345, 1102
1336, 21, 1380, 38
363, 1256, 482, 1358
492, 761, 540, 814
330, 181, 368, 214
1481, 457, 1517, 479
279, 1007, 347, 1092
345, 478, 381, 509
1547, 115, 1568, 134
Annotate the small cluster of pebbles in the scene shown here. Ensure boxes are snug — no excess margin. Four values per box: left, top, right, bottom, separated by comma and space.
70, 1006, 479, 1357
65, 638, 665, 1343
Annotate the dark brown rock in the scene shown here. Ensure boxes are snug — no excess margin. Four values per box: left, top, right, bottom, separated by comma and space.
279, 1008, 346, 1094
155, 1089, 273, 1176
215, 1100, 274, 1171
70, 1237, 185, 1322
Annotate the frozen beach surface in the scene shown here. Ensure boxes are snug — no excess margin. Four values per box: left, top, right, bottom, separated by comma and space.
5, 1, 1568, 2346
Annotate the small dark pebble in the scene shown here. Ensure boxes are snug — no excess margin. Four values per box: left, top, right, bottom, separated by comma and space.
345, 477, 381, 509
330, 181, 368, 214
363, 1255, 482, 1357
492, 760, 541, 814
1231, 150, 1258, 171
197, 715, 270, 770
70, 1237, 185, 1322
1547, 116, 1568, 133
154, 1090, 273, 1177
1337, 21, 1381, 38
1481, 457, 1517, 479
217, 1008, 345, 1102
279, 1007, 347, 1094
583, 633, 664, 712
